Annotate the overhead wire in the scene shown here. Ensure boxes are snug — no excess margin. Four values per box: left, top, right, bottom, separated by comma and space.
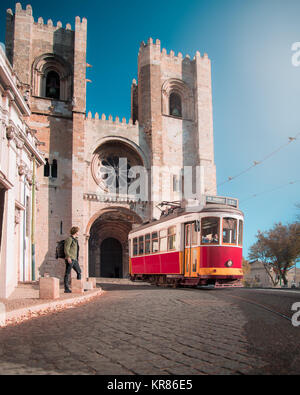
240, 179, 300, 204
217, 132, 300, 188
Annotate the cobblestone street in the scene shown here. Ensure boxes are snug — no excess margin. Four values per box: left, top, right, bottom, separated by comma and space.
0, 283, 299, 375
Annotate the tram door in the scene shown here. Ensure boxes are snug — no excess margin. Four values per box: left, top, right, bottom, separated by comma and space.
184, 222, 198, 278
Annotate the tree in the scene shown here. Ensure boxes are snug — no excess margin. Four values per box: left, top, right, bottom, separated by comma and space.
296, 203, 300, 222
242, 257, 251, 275
242, 257, 257, 287
249, 222, 300, 286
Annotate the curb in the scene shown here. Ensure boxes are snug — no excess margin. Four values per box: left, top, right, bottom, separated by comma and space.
1, 288, 104, 328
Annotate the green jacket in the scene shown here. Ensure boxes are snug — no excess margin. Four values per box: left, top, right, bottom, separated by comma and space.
64, 236, 79, 260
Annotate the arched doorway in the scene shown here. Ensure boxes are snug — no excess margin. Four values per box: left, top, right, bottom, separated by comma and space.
100, 238, 123, 278
88, 207, 144, 278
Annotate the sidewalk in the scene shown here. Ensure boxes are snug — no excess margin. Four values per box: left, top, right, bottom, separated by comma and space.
0, 281, 104, 327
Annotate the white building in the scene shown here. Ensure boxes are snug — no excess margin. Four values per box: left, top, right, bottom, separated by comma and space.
0, 45, 44, 298
244, 260, 300, 288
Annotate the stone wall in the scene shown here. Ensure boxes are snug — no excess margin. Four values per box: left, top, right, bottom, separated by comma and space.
4, 3, 218, 282
0, 45, 44, 297
137, 38, 217, 218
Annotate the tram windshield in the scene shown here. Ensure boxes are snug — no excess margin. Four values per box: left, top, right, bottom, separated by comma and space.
222, 217, 237, 244
201, 217, 220, 244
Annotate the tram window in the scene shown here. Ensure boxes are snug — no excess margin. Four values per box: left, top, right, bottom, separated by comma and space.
160, 229, 167, 238
201, 217, 220, 244
145, 233, 151, 254
194, 220, 200, 232
238, 220, 243, 245
159, 229, 168, 252
160, 238, 167, 252
133, 238, 138, 256
192, 249, 197, 272
168, 226, 176, 250
222, 218, 237, 245
185, 225, 190, 246
139, 236, 144, 255
192, 224, 198, 245
152, 232, 159, 253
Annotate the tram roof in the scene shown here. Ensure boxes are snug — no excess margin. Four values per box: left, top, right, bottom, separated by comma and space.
129, 204, 244, 235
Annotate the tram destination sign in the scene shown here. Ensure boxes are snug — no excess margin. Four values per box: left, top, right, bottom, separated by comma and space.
206, 196, 239, 208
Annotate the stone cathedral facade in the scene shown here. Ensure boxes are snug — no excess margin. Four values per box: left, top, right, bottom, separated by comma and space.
2, 3, 216, 286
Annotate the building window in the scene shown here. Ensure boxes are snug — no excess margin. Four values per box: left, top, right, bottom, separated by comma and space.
169, 92, 182, 118
45, 70, 60, 99
162, 79, 194, 120
44, 158, 50, 177
172, 174, 181, 192
51, 159, 58, 178
32, 54, 73, 101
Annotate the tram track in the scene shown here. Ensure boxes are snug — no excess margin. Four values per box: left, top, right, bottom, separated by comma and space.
174, 285, 297, 323
198, 286, 300, 324
224, 294, 292, 322
208, 288, 300, 374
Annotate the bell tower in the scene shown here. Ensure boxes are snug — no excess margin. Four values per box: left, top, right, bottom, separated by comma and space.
136, 38, 217, 217
5, 3, 88, 279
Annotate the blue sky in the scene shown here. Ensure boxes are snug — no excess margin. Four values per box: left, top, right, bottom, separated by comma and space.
1, 0, 300, 263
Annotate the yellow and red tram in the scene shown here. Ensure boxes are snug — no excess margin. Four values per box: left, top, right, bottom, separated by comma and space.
129, 197, 244, 287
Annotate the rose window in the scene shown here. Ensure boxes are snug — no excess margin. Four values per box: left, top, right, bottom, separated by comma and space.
91, 141, 143, 193
98, 155, 133, 192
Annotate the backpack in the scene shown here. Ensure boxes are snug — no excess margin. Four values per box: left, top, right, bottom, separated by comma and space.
56, 240, 65, 259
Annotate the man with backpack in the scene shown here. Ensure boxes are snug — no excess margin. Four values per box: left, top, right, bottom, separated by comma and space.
64, 226, 81, 293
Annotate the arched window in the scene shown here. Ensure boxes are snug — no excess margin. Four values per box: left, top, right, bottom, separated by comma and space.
32, 54, 73, 101
91, 140, 144, 194
44, 158, 50, 177
51, 159, 58, 178
45, 71, 60, 99
169, 92, 182, 118
162, 79, 194, 120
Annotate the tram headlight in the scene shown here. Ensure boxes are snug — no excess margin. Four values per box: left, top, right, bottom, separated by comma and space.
225, 260, 233, 267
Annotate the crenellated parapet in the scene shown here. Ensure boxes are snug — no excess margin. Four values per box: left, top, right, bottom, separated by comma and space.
75, 16, 87, 32
7, 3, 87, 33
138, 37, 210, 65
35, 16, 74, 32
86, 112, 139, 128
